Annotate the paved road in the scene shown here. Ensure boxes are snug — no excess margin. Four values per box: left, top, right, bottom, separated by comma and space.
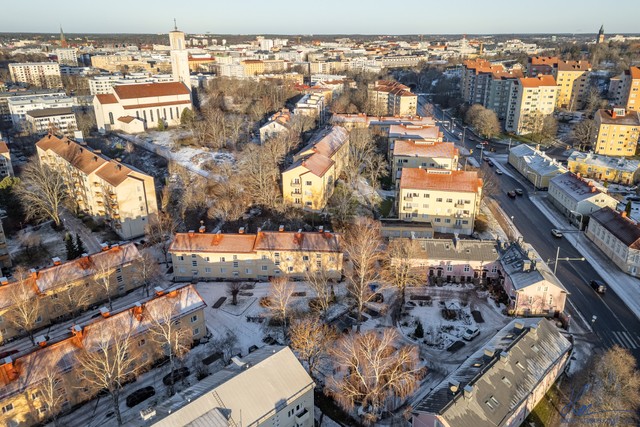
420, 96, 640, 361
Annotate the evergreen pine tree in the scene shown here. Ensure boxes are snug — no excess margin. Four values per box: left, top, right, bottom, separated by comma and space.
65, 233, 77, 260
75, 233, 87, 256
415, 321, 424, 339
626, 201, 632, 216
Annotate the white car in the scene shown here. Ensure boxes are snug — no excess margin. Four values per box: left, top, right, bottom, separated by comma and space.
551, 229, 563, 238
463, 327, 480, 341
475, 144, 483, 149
496, 169, 503, 175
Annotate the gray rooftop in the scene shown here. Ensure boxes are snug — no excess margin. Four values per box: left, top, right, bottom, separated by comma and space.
596, 109, 640, 126
26, 107, 75, 118
510, 144, 567, 177
567, 151, 640, 174
414, 318, 572, 427
550, 172, 606, 203
500, 243, 568, 292
413, 238, 501, 262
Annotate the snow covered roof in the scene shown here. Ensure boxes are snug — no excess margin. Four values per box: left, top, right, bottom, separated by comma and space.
499, 243, 567, 293
139, 346, 314, 427
414, 318, 572, 426
414, 238, 500, 263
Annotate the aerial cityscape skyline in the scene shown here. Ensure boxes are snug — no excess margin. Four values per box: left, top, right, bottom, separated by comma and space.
0, 0, 638, 34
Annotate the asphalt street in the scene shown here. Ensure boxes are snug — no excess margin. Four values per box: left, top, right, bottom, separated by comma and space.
422, 97, 640, 361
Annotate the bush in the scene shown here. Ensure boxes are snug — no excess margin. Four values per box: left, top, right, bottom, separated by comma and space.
415, 321, 424, 339
474, 215, 489, 233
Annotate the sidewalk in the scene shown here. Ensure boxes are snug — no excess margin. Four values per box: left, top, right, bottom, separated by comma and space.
530, 193, 640, 321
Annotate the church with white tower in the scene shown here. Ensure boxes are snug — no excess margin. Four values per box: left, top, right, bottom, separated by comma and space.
169, 20, 191, 88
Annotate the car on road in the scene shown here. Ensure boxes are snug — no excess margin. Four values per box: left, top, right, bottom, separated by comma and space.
475, 144, 483, 149
126, 386, 155, 408
486, 160, 494, 167
627, 196, 640, 202
496, 169, 503, 175
590, 280, 607, 294
507, 190, 517, 198
551, 229, 563, 238
514, 188, 524, 196
458, 132, 463, 138
463, 327, 480, 341
162, 367, 190, 386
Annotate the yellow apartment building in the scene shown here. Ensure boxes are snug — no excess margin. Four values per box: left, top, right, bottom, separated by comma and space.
610, 66, 640, 112
170, 228, 343, 281
554, 60, 591, 110
390, 140, 458, 182
567, 151, 640, 185
36, 134, 158, 239
241, 60, 266, 76
0, 284, 206, 427
505, 75, 558, 135
397, 168, 482, 235
594, 107, 640, 157
282, 126, 349, 210
0, 243, 141, 344
368, 81, 418, 116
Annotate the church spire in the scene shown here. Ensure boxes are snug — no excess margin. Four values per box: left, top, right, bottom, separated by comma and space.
59, 26, 68, 48
598, 24, 604, 35
173, 18, 178, 31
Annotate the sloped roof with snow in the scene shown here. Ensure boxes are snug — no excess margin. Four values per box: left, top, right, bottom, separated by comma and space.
414, 318, 571, 427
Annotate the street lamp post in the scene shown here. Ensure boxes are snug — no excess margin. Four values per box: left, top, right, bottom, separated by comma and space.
480, 145, 485, 161
552, 246, 585, 276
570, 210, 584, 231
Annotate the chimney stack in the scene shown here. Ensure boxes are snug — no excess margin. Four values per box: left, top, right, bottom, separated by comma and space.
154, 286, 165, 296
239, 227, 245, 234
52, 257, 62, 266
463, 385, 473, 399
622, 211, 628, 218
35, 335, 48, 347
0, 277, 8, 286
100, 307, 110, 318
188, 230, 195, 237
100, 243, 109, 251
279, 225, 284, 232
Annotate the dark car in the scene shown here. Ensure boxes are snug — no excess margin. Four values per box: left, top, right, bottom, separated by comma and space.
162, 367, 190, 386
486, 160, 494, 167
590, 280, 607, 294
126, 386, 155, 408
514, 188, 524, 196
507, 191, 517, 198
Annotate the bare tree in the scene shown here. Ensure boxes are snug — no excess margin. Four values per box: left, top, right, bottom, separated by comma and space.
37, 367, 67, 427
383, 239, 426, 305
327, 183, 359, 233
466, 104, 500, 139
305, 267, 335, 319
6, 267, 41, 344
146, 297, 193, 396
91, 256, 117, 311
51, 277, 94, 319
327, 329, 422, 425
343, 218, 384, 332
209, 330, 238, 364
75, 319, 140, 425
227, 282, 242, 305
132, 251, 163, 297
15, 157, 67, 227
344, 128, 374, 186
571, 118, 597, 150
146, 211, 177, 265
240, 143, 282, 210
289, 316, 337, 380
268, 276, 295, 340
562, 345, 640, 427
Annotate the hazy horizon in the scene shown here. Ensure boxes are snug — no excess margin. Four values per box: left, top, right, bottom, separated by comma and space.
1, 0, 638, 35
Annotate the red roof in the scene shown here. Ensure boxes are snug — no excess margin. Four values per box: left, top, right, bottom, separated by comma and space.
519, 75, 557, 88
0, 141, 8, 154
400, 168, 482, 193
113, 82, 190, 100
96, 94, 117, 104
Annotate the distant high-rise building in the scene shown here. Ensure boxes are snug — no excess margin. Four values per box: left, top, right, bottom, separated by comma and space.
169, 20, 190, 88
8, 62, 62, 89
597, 25, 605, 44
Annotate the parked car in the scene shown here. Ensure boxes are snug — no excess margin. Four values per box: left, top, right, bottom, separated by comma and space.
126, 386, 155, 408
496, 169, 503, 175
551, 229, 563, 238
463, 327, 480, 341
162, 367, 190, 386
475, 144, 483, 149
514, 188, 524, 196
486, 160, 494, 167
507, 191, 517, 198
590, 280, 607, 294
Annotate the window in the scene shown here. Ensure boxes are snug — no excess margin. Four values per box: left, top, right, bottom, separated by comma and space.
261, 265, 268, 271
2, 403, 13, 414
178, 256, 184, 261
31, 391, 42, 400
220, 268, 226, 273
288, 266, 294, 272
190, 315, 198, 323
192, 261, 197, 267
138, 339, 146, 347
108, 112, 114, 125
220, 257, 226, 262
193, 327, 200, 335
233, 261, 239, 268
233, 255, 238, 260
305, 181, 312, 186
303, 255, 309, 261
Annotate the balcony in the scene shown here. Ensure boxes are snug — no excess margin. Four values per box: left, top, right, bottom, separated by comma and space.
290, 181, 301, 187
455, 203, 465, 208
403, 196, 413, 201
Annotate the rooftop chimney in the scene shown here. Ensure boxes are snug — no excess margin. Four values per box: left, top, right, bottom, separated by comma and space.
318, 225, 324, 233
52, 257, 62, 266
100, 307, 110, 318
154, 286, 165, 296
239, 227, 245, 234
188, 230, 195, 237
484, 347, 495, 358
0, 277, 8, 286
514, 321, 525, 331
279, 225, 285, 232
100, 243, 109, 251
449, 380, 460, 394
35, 335, 48, 347
463, 385, 473, 399
622, 211, 628, 218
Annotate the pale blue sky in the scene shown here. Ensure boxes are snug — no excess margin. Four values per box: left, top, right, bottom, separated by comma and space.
1, 0, 638, 34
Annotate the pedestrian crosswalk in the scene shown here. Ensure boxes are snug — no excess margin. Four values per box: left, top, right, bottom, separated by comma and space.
605, 331, 640, 349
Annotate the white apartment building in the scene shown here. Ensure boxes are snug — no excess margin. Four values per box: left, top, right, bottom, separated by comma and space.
8, 93, 76, 129
294, 93, 326, 123
8, 62, 62, 88
54, 48, 79, 66
0, 140, 14, 178
25, 107, 78, 135
505, 75, 558, 135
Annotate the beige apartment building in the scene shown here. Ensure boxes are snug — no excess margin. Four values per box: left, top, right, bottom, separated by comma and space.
90, 54, 172, 74
554, 60, 591, 110
593, 107, 640, 156
36, 134, 158, 239
8, 62, 62, 89
587, 207, 640, 277
505, 75, 558, 135
241, 59, 266, 76
25, 107, 77, 136
170, 228, 343, 281
0, 243, 141, 344
609, 66, 640, 112
282, 126, 349, 210
0, 284, 206, 427
0, 141, 14, 178
368, 81, 418, 116
397, 168, 482, 235
391, 140, 458, 182
94, 81, 193, 133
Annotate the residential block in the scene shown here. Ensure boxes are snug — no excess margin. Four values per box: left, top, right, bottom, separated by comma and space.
593, 107, 640, 157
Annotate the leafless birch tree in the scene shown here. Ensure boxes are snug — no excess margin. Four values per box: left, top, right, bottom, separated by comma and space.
289, 316, 337, 380
268, 276, 295, 340
6, 267, 41, 344
132, 251, 163, 297
383, 238, 427, 305
15, 158, 67, 227
305, 267, 335, 319
327, 329, 423, 425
